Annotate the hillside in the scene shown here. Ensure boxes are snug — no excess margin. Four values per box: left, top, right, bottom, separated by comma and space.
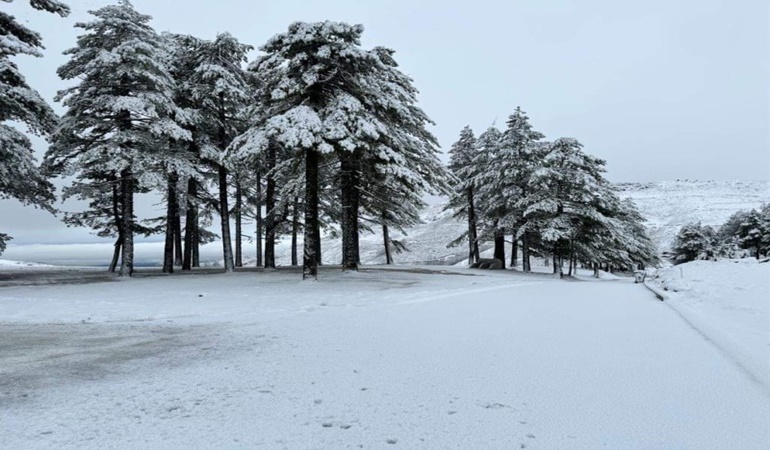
269, 180, 768, 266
616, 180, 768, 251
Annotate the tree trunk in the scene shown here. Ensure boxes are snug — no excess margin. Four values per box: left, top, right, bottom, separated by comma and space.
162, 173, 178, 274
234, 177, 243, 268
264, 146, 276, 269
522, 230, 531, 273
303, 150, 320, 279
109, 178, 122, 273
314, 221, 322, 265
174, 208, 183, 267
340, 153, 359, 270
192, 223, 200, 268
493, 227, 506, 269
568, 238, 575, 276
109, 237, 121, 273
218, 164, 235, 272
291, 197, 299, 266
511, 237, 518, 269
118, 170, 134, 277
182, 178, 197, 271
467, 186, 480, 264
255, 171, 263, 267
383, 223, 393, 265
552, 244, 559, 274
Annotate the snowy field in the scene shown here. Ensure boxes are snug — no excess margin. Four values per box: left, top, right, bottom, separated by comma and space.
1, 265, 769, 449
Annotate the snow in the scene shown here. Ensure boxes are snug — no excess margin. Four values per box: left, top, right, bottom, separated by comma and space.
0, 259, 57, 270
617, 180, 769, 251
1, 265, 769, 448
648, 258, 770, 390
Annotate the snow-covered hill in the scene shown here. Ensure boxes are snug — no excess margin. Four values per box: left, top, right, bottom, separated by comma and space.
269, 180, 768, 266
616, 180, 768, 251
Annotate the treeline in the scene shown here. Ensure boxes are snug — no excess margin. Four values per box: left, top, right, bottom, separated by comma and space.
446, 109, 659, 276
2, 1, 449, 278
3, 1, 657, 279
671, 205, 770, 264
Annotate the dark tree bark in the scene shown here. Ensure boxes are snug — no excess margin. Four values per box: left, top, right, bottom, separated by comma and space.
552, 244, 558, 274
467, 186, 480, 264
493, 227, 506, 269
383, 223, 393, 265
109, 237, 121, 273
182, 178, 197, 271
314, 221, 322, 265
303, 150, 320, 279
118, 170, 134, 277
264, 146, 277, 269
173, 205, 183, 267
218, 164, 235, 272
340, 153, 359, 270
234, 177, 243, 268
255, 171, 263, 267
162, 173, 178, 274
291, 197, 299, 266
510, 237, 518, 269
192, 223, 200, 268
522, 230, 531, 273
109, 179, 122, 273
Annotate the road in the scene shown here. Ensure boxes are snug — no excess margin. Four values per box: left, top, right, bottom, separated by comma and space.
1, 270, 768, 449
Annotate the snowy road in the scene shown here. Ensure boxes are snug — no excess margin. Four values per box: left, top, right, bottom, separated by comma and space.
1, 269, 769, 449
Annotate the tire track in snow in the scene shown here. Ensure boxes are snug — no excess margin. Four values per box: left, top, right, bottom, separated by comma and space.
661, 299, 770, 401
390, 281, 544, 307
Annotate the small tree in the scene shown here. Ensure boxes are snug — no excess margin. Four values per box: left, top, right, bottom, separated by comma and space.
735, 209, 767, 260
671, 222, 713, 264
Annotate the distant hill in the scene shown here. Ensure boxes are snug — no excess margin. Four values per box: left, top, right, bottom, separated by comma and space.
616, 180, 768, 252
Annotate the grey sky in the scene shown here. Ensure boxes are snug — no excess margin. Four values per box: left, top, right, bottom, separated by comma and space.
1, 0, 769, 250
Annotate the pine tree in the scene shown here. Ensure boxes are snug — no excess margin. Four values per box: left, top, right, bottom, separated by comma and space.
470, 125, 505, 264
232, 21, 448, 278
498, 108, 546, 272
0, 0, 69, 254
671, 222, 712, 264
735, 209, 767, 260
45, 0, 189, 276
187, 33, 253, 273
446, 126, 481, 264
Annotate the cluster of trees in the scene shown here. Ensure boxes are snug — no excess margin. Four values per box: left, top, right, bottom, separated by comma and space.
671, 205, 770, 264
446, 108, 659, 276
2, 1, 449, 278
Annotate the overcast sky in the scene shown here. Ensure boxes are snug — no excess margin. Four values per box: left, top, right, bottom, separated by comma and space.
1, 0, 768, 252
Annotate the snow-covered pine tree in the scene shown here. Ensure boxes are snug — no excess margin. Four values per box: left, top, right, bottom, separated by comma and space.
735, 208, 768, 260
181, 33, 253, 273
45, 0, 189, 276
523, 138, 608, 276
0, 0, 69, 254
497, 107, 546, 272
233, 22, 448, 278
470, 125, 506, 265
446, 126, 481, 264
336, 45, 448, 270
671, 222, 712, 264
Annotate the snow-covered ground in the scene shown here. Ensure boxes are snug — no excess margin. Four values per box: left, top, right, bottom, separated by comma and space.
2, 265, 769, 449
648, 259, 770, 392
